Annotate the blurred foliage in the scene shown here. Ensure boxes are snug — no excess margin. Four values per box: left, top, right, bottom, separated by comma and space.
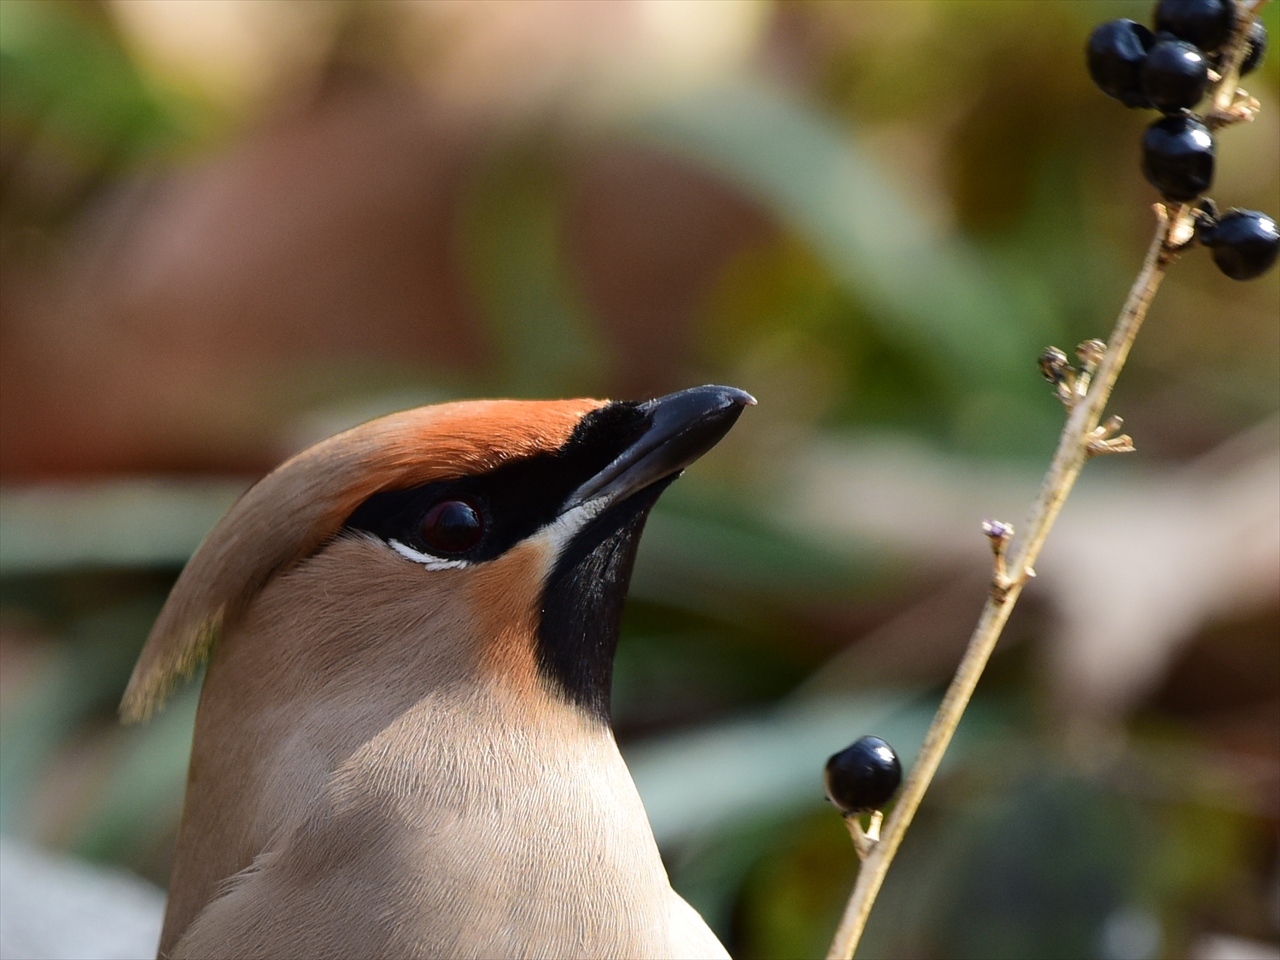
461, 148, 609, 396
0, 0, 206, 236
1, 1, 1277, 959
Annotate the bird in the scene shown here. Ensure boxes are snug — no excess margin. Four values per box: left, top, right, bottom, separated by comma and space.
120, 384, 754, 960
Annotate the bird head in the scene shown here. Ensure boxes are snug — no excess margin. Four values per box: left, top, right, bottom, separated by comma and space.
121, 385, 754, 727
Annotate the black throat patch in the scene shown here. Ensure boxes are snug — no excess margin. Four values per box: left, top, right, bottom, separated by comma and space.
536, 477, 671, 722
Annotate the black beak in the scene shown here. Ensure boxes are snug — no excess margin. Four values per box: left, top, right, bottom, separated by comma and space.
566, 385, 755, 510
539, 384, 753, 720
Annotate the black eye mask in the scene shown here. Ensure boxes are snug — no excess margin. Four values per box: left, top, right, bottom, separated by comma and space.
343, 401, 649, 564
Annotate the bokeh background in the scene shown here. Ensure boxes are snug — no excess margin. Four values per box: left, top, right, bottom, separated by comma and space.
1, 1, 1277, 958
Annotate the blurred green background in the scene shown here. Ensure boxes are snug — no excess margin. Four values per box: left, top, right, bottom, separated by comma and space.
1, 1, 1277, 958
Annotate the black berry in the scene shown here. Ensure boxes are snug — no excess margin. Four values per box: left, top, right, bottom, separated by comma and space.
1240, 19, 1268, 76
1087, 19, 1156, 107
1210, 18, 1269, 76
1200, 209, 1280, 280
1142, 39, 1210, 112
1141, 114, 1215, 201
1154, 0, 1238, 54
824, 736, 902, 814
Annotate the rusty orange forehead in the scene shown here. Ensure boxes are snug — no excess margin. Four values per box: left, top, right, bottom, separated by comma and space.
299, 397, 607, 527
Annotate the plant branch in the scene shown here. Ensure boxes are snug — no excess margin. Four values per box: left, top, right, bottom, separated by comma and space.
825, 203, 1173, 960
825, 4, 1267, 956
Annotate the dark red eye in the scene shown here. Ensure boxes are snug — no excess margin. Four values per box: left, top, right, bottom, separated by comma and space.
419, 499, 484, 553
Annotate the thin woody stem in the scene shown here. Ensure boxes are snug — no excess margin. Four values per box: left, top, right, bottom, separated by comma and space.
825, 208, 1174, 960
825, 3, 1267, 956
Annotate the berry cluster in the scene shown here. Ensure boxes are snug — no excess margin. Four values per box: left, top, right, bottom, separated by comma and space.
1087, 0, 1277, 280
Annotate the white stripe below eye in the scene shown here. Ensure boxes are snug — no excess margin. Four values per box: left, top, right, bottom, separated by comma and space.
537, 499, 607, 555
387, 539, 473, 570
385, 498, 608, 571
